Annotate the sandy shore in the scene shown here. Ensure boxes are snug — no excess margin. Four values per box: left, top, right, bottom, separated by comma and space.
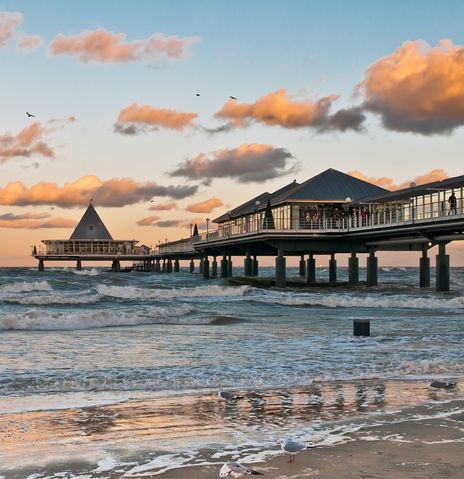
166, 399, 464, 479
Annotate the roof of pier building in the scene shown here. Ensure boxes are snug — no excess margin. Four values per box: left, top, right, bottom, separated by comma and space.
69, 202, 113, 240
214, 169, 388, 223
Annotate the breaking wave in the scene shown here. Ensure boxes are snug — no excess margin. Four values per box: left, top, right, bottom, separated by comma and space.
97, 284, 251, 300
0, 305, 197, 331
259, 293, 464, 310
72, 268, 100, 276
0, 280, 52, 294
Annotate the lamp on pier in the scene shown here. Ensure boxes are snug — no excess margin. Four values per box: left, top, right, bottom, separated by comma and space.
206, 218, 210, 238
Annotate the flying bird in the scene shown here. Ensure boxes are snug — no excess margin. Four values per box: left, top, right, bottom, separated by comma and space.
196, 93, 200, 96
229, 96, 238, 101
26, 112, 36, 118
278, 439, 315, 463
219, 462, 263, 478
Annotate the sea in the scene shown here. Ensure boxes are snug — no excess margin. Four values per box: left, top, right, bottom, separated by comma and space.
0, 265, 463, 477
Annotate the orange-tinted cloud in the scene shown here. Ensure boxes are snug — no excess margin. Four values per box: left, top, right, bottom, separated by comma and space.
348, 169, 449, 191
115, 103, 197, 133
358, 40, 464, 134
185, 198, 224, 213
170, 143, 297, 184
0, 212, 76, 229
214, 89, 365, 132
0, 11, 21, 46
136, 215, 161, 226
0, 118, 75, 164
148, 202, 177, 211
48, 28, 199, 63
0, 176, 198, 207
17, 34, 43, 53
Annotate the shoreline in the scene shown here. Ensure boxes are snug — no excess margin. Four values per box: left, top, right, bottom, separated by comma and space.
1, 378, 462, 478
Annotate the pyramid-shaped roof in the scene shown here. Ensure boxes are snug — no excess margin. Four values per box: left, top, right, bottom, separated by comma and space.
271, 168, 388, 203
69, 203, 113, 240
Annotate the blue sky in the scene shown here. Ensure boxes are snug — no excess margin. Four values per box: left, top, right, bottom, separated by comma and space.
1, 0, 464, 264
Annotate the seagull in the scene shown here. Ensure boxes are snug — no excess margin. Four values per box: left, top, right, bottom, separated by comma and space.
26, 112, 36, 117
218, 390, 243, 401
278, 439, 315, 463
229, 96, 238, 101
429, 380, 457, 389
219, 462, 263, 478
196, 93, 200, 96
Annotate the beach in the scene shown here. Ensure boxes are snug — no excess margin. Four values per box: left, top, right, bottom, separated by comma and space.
0, 266, 463, 478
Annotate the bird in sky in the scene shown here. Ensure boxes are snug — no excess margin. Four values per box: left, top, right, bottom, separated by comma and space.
229, 96, 238, 101
219, 462, 263, 478
196, 93, 200, 96
26, 112, 36, 117
278, 439, 315, 463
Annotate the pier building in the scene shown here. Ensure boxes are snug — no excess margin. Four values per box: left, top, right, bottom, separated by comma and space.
33, 202, 147, 271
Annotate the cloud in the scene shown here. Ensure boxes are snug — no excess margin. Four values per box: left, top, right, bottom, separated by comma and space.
17, 34, 43, 53
154, 219, 184, 228
148, 202, 177, 211
0, 118, 75, 164
348, 169, 449, 190
170, 144, 297, 184
185, 198, 223, 213
0, 176, 198, 207
136, 215, 161, 226
358, 40, 464, 135
48, 28, 199, 63
0, 211, 76, 229
114, 103, 197, 133
0, 11, 21, 47
214, 89, 365, 132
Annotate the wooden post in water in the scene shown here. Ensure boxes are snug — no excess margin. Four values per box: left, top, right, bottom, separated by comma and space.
420, 245, 430, 288
353, 319, 370, 336
329, 253, 337, 284
221, 255, 228, 278
275, 249, 286, 288
212, 256, 218, 277
252, 255, 259, 277
348, 251, 359, 285
436, 242, 450, 291
366, 249, 378, 286
299, 255, 306, 277
306, 253, 316, 284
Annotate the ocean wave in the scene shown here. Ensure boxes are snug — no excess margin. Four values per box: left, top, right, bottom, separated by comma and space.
0, 280, 52, 294
97, 284, 251, 300
72, 268, 100, 276
3, 292, 101, 305
0, 305, 196, 331
398, 359, 464, 376
258, 293, 464, 310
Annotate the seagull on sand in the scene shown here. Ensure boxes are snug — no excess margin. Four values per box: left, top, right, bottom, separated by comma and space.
278, 439, 315, 463
218, 390, 243, 401
26, 112, 36, 117
229, 96, 238, 101
219, 462, 263, 478
429, 380, 457, 389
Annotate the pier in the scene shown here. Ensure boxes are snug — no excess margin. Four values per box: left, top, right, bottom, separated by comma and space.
33, 169, 464, 291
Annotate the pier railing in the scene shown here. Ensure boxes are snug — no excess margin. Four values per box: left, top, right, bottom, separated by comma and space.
157, 238, 196, 255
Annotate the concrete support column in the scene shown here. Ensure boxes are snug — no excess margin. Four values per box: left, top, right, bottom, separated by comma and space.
174, 259, 180, 273
155, 259, 161, 273
244, 252, 253, 277
420, 246, 430, 288
112, 259, 120, 272
366, 249, 378, 286
189, 259, 194, 273
306, 253, 316, 284
436, 242, 450, 291
203, 256, 210, 280
299, 255, 306, 277
212, 256, 218, 277
252, 255, 259, 277
329, 253, 337, 284
275, 249, 286, 288
228, 256, 233, 277
199, 258, 203, 275
166, 259, 172, 273
220, 255, 228, 278
348, 252, 359, 285
38, 259, 44, 272
76, 259, 82, 271
162, 260, 166, 273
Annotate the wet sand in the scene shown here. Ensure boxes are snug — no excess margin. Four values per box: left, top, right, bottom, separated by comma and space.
1, 380, 462, 478
169, 400, 464, 479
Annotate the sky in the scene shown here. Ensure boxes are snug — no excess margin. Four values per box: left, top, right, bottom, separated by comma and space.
1, 0, 464, 266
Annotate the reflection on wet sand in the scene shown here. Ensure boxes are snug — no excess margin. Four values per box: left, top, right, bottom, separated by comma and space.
0, 378, 460, 477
